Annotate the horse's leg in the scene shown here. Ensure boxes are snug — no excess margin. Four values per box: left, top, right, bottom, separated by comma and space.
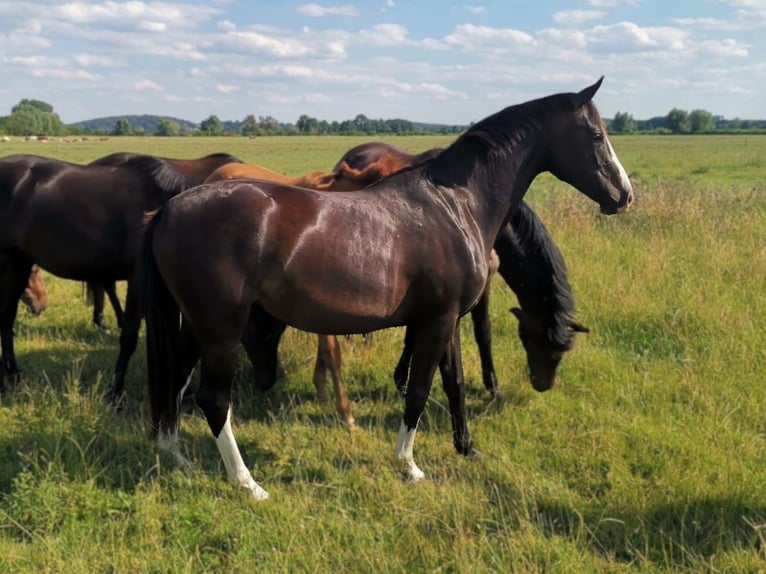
178, 318, 201, 405
393, 326, 415, 395
105, 281, 125, 329
312, 335, 330, 402
396, 316, 456, 482
0, 252, 33, 392
470, 287, 499, 396
240, 305, 287, 392
107, 281, 141, 406
90, 282, 107, 330
314, 334, 354, 429
194, 343, 269, 500
437, 322, 473, 455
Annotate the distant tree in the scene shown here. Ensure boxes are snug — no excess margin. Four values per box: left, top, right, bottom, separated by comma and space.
2, 98, 66, 136
112, 118, 132, 136
156, 118, 180, 136
666, 108, 690, 134
611, 111, 636, 133
689, 109, 715, 133
199, 114, 223, 135
241, 114, 258, 136
296, 114, 319, 134
258, 115, 280, 134
12, 99, 53, 114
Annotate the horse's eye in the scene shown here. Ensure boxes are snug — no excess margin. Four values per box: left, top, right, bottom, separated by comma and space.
593, 131, 604, 141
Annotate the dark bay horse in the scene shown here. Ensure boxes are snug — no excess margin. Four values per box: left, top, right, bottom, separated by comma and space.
221, 148, 586, 428
332, 141, 590, 395
84, 153, 243, 330
141, 79, 633, 498
0, 152, 238, 395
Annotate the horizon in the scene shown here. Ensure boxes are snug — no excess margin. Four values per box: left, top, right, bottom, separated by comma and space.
2, 1, 764, 126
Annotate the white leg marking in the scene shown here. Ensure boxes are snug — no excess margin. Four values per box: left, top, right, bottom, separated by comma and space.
158, 430, 194, 469
395, 421, 425, 482
215, 408, 270, 500
176, 367, 194, 410
606, 136, 633, 192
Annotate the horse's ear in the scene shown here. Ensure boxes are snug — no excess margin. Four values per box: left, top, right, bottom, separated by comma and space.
570, 76, 603, 109
568, 318, 590, 333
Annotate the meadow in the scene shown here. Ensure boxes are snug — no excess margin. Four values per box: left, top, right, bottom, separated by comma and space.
0, 134, 764, 573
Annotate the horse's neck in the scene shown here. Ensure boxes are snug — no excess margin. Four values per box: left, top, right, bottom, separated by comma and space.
430, 134, 545, 254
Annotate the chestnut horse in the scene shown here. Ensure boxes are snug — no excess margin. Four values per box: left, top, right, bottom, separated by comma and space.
21, 264, 48, 317
140, 79, 632, 498
0, 152, 239, 395
84, 153, 243, 330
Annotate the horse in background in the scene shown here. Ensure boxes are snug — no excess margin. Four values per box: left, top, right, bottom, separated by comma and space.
21, 264, 48, 317
140, 79, 633, 498
84, 153, 243, 330
0, 152, 236, 397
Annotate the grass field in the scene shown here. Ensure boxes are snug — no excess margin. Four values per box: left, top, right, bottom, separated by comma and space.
0, 134, 765, 572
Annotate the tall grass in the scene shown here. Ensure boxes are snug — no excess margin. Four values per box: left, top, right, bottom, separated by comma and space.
0, 135, 764, 572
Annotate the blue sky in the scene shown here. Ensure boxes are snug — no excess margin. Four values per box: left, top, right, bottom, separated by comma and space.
1, 0, 764, 125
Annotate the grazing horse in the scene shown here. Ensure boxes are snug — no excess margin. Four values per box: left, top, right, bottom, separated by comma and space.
84, 153, 243, 330
332, 141, 590, 395
0, 152, 234, 395
141, 79, 633, 499
0, 264, 49, 390
21, 264, 48, 317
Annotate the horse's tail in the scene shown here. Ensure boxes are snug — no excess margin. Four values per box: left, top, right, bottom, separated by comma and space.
139, 207, 182, 438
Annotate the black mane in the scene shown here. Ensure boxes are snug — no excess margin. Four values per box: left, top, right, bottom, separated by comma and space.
496, 201, 577, 350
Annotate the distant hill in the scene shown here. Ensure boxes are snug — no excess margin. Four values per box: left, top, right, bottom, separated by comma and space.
70, 115, 198, 134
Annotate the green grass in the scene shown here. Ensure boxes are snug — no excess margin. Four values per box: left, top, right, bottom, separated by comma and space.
1, 135, 765, 572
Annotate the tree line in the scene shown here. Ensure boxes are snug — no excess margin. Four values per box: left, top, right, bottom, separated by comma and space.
2, 99, 765, 137
610, 108, 766, 134
0, 99, 463, 137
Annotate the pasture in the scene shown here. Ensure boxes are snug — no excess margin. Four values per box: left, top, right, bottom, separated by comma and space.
1, 134, 765, 572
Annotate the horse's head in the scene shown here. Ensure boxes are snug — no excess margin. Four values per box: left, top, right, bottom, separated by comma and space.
543, 77, 634, 215
510, 307, 589, 392
21, 264, 48, 316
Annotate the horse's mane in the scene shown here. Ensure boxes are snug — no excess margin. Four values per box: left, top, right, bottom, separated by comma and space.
426, 91, 593, 187
118, 155, 198, 203
498, 202, 577, 350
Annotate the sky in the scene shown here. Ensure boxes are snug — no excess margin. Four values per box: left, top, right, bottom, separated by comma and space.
1, 0, 764, 126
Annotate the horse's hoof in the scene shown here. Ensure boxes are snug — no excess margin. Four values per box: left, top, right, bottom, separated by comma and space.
454, 439, 474, 457
105, 389, 125, 411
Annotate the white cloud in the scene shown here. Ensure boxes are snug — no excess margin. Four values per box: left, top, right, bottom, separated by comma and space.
30, 68, 98, 80
586, 0, 641, 6
586, 22, 689, 52
465, 5, 486, 14
73, 54, 118, 67
444, 23, 536, 54
216, 84, 240, 93
297, 4, 358, 17
553, 10, 606, 25
133, 79, 164, 91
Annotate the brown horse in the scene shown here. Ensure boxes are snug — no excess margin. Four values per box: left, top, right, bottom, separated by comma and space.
224, 142, 590, 429
140, 79, 633, 498
332, 142, 593, 395
84, 153, 243, 330
0, 152, 238, 395
21, 264, 48, 317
